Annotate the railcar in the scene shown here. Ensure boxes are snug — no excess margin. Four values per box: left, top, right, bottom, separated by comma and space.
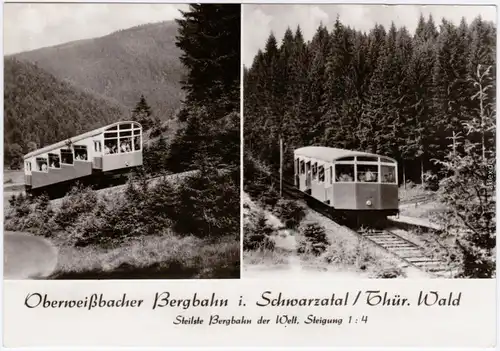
293, 146, 399, 223
23, 121, 143, 198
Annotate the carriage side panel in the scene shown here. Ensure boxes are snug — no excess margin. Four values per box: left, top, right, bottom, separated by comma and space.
102, 152, 142, 172
31, 161, 93, 189
93, 156, 103, 170
310, 181, 327, 202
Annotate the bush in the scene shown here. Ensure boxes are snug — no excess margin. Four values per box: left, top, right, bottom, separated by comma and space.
8, 192, 32, 218
273, 199, 306, 230
5, 194, 56, 237
174, 165, 239, 239
297, 222, 329, 256
53, 184, 98, 229
372, 266, 406, 279
260, 186, 280, 209
423, 171, 439, 191
243, 211, 276, 251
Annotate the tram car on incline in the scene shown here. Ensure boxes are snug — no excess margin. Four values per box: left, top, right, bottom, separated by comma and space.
23, 121, 143, 198
294, 146, 399, 222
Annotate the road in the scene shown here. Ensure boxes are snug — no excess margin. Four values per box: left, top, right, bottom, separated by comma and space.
4, 231, 58, 279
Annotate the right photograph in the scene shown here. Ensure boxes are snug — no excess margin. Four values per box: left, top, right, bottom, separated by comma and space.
242, 4, 496, 279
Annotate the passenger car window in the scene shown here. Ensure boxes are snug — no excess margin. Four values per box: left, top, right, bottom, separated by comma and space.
36, 157, 48, 172
48, 153, 61, 169
318, 165, 325, 182
312, 162, 318, 179
61, 149, 73, 164
381, 165, 396, 183
357, 164, 378, 182
335, 164, 354, 182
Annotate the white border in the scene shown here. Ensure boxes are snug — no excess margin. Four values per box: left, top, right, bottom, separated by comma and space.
2, 1, 500, 351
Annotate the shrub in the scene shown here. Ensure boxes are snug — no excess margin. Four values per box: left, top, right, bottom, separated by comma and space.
174, 165, 239, 239
260, 186, 280, 209
8, 192, 32, 218
13, 194, 56, 237
53, 184, 98, 229
243, 211, 276, 251
297, 222, 329, 256
273, 199, 306, 230
372, 266, 406, 279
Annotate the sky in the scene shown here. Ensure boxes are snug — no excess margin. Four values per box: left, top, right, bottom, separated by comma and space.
3, 3, 189, 55
243, 4, 497, 67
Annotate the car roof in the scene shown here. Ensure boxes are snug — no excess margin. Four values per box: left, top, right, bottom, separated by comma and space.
294, 146, 396, 163
24, 121, 140, 159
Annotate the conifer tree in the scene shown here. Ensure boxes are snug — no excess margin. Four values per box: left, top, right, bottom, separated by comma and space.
131, 94, 154, 130
175, 4, 240, 114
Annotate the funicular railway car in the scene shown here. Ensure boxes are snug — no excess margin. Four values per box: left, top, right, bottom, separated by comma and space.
23, 121, 143, 198
294, 146, 399, 223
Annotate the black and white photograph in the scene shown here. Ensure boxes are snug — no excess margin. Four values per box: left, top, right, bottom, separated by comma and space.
3, 3, 241, 280
243, 4, 496, 279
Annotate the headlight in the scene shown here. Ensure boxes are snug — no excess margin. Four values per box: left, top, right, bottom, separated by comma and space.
366, 200, 372, 206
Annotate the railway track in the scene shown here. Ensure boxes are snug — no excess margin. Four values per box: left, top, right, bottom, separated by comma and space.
273, 175, 451, 277
360, 228, 450, 276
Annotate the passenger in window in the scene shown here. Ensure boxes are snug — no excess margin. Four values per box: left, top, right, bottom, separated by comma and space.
339, 173, 353, 182
104, 145, 110, 155
365, 170, 376, 182
41, 163, 47, 172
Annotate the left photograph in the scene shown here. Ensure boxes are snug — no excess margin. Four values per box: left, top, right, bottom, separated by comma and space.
3, 3, 241, 280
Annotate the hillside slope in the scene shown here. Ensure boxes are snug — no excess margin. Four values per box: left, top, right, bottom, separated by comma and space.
13, 21, 184, 120
4, 58, 125, 164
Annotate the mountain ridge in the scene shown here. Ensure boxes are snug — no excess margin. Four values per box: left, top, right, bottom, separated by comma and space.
13, 20, 185, 121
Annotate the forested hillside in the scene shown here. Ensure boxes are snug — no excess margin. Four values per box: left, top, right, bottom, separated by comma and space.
244, 15, 496, 184
14, 21, 184, 121
4, 58, 125, 168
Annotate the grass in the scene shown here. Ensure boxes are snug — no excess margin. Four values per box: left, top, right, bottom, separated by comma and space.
243, 191, 408, 278
397, 184, 446, 221
243, 247, 289, 266
4, 170, 25, 184
50, 233, 240, 279
398, 184, 435, 203
5, 171, 240, 280
399, 201, 446, 220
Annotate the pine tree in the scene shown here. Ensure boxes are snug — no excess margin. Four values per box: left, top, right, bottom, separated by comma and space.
171, 4, 240, 173
131, 94, 154, 130
175, 4, 240, 114
433, 19, 470, 160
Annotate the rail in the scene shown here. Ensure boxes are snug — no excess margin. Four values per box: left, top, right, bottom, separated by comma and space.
272, 174, 451, 277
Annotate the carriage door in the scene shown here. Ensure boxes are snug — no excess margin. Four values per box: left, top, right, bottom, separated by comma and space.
305, 161, 312, 191
324, 164, 332, 204
92, 139, 103, 170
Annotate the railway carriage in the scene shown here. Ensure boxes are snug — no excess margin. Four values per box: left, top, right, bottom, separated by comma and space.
23, 121, 143, 198
293, 146, 399, 222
